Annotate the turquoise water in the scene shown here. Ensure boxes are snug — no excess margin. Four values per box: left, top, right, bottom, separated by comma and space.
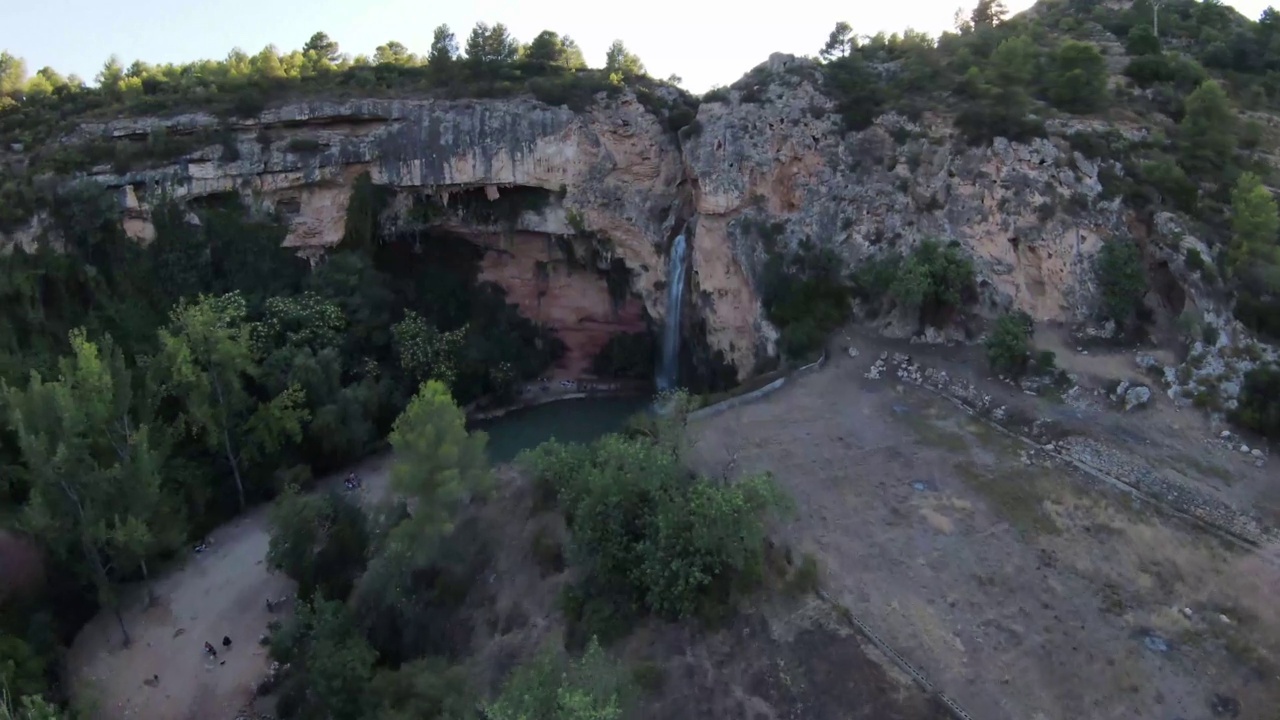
475, 397, 650, 464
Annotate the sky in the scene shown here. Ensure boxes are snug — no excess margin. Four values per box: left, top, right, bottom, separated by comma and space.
3, 0, 1278, 93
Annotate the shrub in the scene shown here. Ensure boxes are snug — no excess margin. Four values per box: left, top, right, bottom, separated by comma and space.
1234, 364, 1280, 439
985, 311, 1034, 376
1094, 239, 1148, 329
856, 240, 977, 329
486, 638, 630, 720
522, 432, 786, 626
1048, 41, 1108, 114
759, 240, 850, 359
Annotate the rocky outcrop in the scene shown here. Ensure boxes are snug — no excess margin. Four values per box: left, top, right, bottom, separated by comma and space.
3, 55, 1181, 382
684, 54, 1130, 348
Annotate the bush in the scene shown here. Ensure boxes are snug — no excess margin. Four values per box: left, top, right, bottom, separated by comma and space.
1233, 365, 1280, 439
1048, 41, 1108, 114
522, 432, 786, 625
486, 638, 630, 720
985, 311, 1034, 376
855, 240, 977, 329
759, 240, 850, 359
1094, 239, 1148, 329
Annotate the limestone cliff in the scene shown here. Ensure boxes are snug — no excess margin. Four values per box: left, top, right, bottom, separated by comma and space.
1, 55, 1198, 383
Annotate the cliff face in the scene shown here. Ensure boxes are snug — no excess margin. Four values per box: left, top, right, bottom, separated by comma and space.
2, 55, 1173, 382
684, 55, 1134, 348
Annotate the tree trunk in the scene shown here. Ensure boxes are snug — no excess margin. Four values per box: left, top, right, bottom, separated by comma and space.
223, 427, 246, 511
114, 605, 131, 647
211, 372, 246, 511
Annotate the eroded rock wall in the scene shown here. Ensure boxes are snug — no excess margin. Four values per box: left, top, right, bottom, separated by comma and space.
469, 230, 648, 378
682, 54, 1131, 350
4, 57, 1174, 382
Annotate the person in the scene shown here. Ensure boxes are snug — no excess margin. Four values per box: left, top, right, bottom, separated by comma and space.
204, 641, 217, 658
222, 635, 231, 648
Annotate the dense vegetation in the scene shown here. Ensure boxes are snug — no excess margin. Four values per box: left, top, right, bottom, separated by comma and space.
255, 387, 785, 719
522, 395, 788, 647
0, 181, 579, 715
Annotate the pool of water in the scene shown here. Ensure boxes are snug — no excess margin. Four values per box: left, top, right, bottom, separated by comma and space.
475, 397, 651, 464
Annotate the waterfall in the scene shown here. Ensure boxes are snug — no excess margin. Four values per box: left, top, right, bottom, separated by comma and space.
656, 232, 688, 392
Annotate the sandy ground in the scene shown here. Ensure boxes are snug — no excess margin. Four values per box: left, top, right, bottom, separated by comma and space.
65, 456, 393, 720
687, 332, 1280, 720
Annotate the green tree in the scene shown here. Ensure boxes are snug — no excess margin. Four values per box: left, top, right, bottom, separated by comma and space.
524, 31, 586, 69
303, 32, 342, 65
267, 485, 370, 602
427, 25, 459, 67
603, 40, 646, 77
988, 36, 1040, 90
525, 432, 784, 625
364, 658, 476, 720
0, 691, 63, 720
984, 311, 1034, 376
971, 0, 1009, 28
820, 22, 855, 61
392, 311, 466, 389
0, 52, 27, 99
155, 292, 307, 511
271, 598, 376, 720
1125, 23, 1161, 55
1048, 41, 1108, 113
385, 381, 489, 560
95, 55, 125, 94
373, 41, 416, 67
486, 638, 628, 720
1094, 239, 1148, 329
252, 45, 287, 79
1229, 172, 1280, 274
464, 23, 519, 69
1179, 79, 1236, 176
4, 331, 180, 645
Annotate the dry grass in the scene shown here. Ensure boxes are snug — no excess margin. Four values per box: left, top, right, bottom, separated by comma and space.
953, 461, 1062, 536
1043, 492, 1280, 682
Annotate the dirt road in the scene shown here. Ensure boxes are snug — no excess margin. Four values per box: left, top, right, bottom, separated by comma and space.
65, 456, 393, 720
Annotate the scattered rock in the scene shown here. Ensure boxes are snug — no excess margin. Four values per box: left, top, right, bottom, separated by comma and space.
1251, 448, 1263, 458
1220, 430, 1232, 439
846, 346, 859, 358
1240, 444, 1251, 454
1181, 607, 1193, 619
1218, 614, 1233, 625
1123, 385, 1151, 412
1143, 634, 1169, 653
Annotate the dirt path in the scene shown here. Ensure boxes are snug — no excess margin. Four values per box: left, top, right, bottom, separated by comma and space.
65, 456, 394, 720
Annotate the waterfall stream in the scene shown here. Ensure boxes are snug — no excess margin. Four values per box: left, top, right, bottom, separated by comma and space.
656, 232, 688, 391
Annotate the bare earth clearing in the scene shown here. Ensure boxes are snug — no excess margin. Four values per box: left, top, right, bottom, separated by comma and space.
67, 329, 1279, 720
65, 456, 394, 720
688, 330, 1280, 720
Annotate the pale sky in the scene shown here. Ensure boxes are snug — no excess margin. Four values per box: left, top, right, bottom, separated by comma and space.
2, 0, 1277, 93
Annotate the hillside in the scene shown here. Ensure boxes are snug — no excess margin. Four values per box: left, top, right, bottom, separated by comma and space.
2, 1, 1280, 719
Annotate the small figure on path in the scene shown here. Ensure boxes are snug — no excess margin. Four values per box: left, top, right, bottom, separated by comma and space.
204, 641, 217, 659
222, 635, 232, 649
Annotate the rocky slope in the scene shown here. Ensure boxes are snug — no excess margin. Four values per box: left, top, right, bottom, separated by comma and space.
0, 54, 1217, 383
